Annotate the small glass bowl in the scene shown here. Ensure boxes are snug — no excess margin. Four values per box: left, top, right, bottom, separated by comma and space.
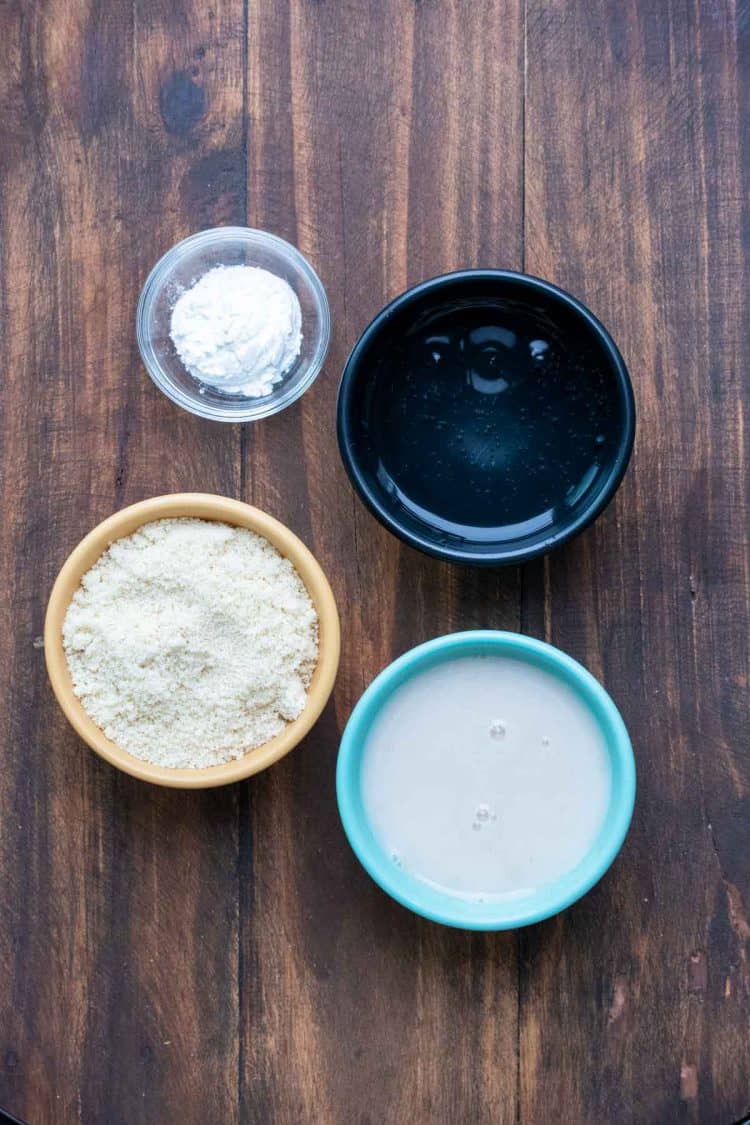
136, 227, 331, 422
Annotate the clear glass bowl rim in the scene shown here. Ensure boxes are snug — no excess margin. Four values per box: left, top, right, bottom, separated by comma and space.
136, 226, 331, 422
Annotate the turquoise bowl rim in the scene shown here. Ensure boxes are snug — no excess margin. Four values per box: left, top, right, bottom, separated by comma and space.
336, 630, 636, 930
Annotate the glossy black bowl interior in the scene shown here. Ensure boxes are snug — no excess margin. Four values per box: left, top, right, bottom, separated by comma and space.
337, 271, 635, 565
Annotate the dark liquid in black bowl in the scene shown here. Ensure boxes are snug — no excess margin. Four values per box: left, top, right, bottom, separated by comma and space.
360, 296, 623, 551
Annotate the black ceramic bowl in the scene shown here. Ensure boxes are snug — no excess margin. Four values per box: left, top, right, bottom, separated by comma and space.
337, 270, 635, 566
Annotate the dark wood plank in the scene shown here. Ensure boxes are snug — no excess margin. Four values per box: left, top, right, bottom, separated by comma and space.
244, 2, 523, 1122
0, 1, 245, 1122
523, 2, 750, 1123
1, 1, 747, 1122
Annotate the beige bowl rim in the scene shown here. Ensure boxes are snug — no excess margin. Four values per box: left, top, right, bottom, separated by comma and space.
44, 493, 340, 789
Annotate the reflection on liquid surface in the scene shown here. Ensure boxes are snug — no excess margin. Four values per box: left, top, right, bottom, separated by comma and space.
368, 301, 619, 546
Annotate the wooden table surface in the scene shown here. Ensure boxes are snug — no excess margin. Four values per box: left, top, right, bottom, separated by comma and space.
1, 2, 748, 1123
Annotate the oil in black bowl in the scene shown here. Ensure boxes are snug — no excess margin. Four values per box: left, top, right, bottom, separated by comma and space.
339, 274, 634, 563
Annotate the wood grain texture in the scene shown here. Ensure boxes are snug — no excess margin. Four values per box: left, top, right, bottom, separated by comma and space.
244, 4, 523, 1122
0, 2, 245, 1122
522, 2, 750, 1123
0, 1, 747, 1123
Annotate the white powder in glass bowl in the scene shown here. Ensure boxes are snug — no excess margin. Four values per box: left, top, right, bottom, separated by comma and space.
62, 518, 319, 769
170, 264, 302, 397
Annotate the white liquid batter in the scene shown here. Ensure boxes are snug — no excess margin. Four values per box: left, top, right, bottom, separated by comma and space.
360, 654, 611, 900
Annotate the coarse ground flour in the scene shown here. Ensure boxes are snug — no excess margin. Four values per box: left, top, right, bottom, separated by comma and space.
62, 518, 318, 768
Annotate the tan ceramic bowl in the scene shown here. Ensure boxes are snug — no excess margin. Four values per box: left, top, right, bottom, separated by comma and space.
45, 493, 340, 788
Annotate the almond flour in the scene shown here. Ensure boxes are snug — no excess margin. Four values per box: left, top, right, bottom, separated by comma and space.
62, 518, 318, 769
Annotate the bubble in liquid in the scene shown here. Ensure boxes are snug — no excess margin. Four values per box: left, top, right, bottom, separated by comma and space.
475, 804, 491, 823
489, 719, 506, 739
595, 433, 606, 445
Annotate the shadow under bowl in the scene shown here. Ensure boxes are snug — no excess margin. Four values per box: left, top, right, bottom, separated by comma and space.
337, 270, 635, 565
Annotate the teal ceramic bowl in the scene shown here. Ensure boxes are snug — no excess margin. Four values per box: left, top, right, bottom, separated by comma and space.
336, 631, 635, 930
